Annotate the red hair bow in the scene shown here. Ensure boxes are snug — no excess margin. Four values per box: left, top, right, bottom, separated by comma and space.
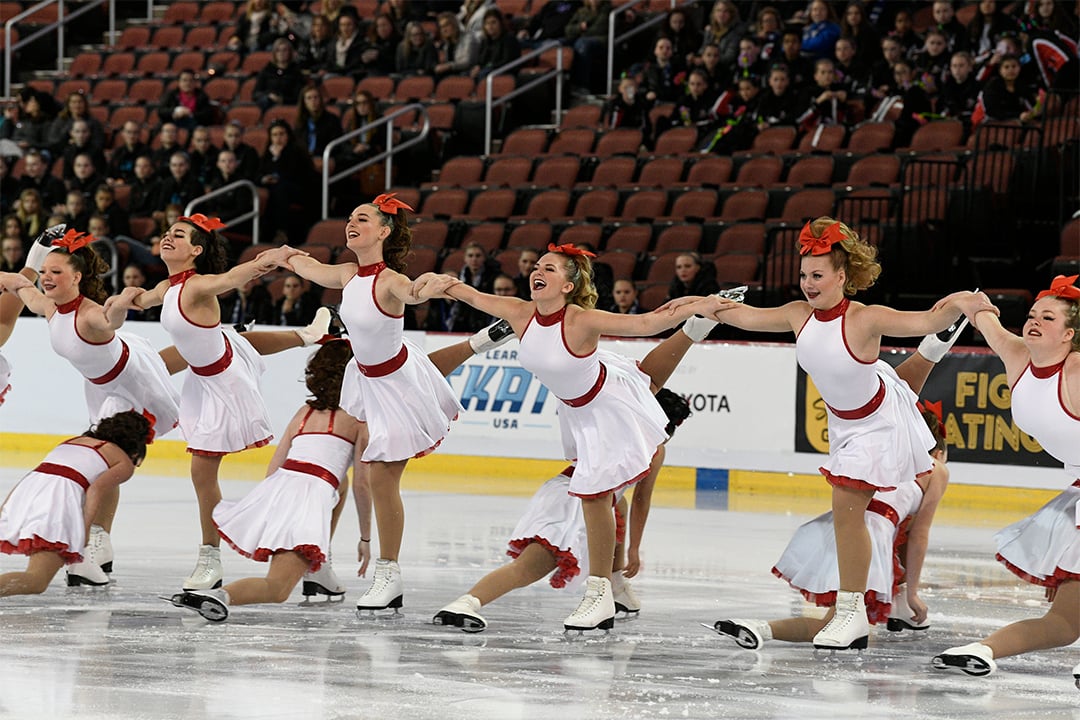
547, 242, 596, 258
916, 399, 945, 437
141, 409, 157, 444
1035, 274, 1080, 301
52, 229, 95, 253
371, 193, 414, 214
798, 221, 846, 256
178, 213, 227, 233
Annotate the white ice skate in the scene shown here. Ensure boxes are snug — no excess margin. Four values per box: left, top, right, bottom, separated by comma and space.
563, 576, 615, 633
812, 590, 870, 650
610, 573, 640, 616
468, 319, 515, 354
24, 223, 67, 272
917, 315, 970, 362
166, 588, 230, 623
65, 526, 111, 587
705, 619, 772, 650
681, 285, 748, 341
355, 559, 403, 614
433, 594, 487, 632
302, 554, 346, 600
1073, 662, 1079, 690
182, 544, 223, 590
931, 642, 997, 677
295, 306, 335, 346
91, 525, 114, 574
886, 587, 930, 632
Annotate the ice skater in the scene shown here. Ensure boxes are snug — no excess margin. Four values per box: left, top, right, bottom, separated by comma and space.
0, 411, 150, 597
413, 244, 723, 632
666, 217, 992, 649
931, 276, 1080, 681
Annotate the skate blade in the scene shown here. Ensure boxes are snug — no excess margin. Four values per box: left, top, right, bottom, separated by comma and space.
65, 575, 110, 588
298, 594, 346, 608
813, 635, 869, 651
302, 580, 346, 598
433, 611, 486, 633
355, 608, 404, 621
158, 594, 185, 608
615, 609, 640, 622
886, 618, 929, 632
563, 616, 615, 634
931, 654, 993, 677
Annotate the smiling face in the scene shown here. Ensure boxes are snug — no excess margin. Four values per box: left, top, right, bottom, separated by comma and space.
159, 221, 203, 269
799, 253, 845, 308
1023, 297, 1076, 352
530, 253, 573, 302
345, 204, 390, 254
39, 251, 81, 302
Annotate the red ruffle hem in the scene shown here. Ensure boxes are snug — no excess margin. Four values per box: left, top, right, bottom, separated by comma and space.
0, 536, 81, 563
216, 527, 325, 572
0, 383, 10, 406
995, 553, 1080, 589
571, 458, 656, 500
189, 436, 273, 457
507, 536, 580, 589
771, 566, 890, 624
820, 467, 896, 493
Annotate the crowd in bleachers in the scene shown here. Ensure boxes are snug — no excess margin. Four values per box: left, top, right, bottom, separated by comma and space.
0, 0, 1077, 335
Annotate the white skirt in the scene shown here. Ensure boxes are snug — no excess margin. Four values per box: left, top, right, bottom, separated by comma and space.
507, 474, 587, 590
0, 351, 10, 406
85, 331, 181, 436
770, 508, 903, 624
821, 361, 934, 491
557, 351, 667, 498
178, 329, 272, 455
341, 337, 461, 462
994, 480, 1080, 587
0, 471, 86, 563
212, 466, 339, 571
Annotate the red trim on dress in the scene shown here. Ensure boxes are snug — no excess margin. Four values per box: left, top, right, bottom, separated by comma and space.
867, 499, 900, 526
356, 263, 403, 319
562, 363, 606, 407
0, 383, 10, 406
88, 339, 130, 385
1029, 358, 1067, 379
995, 553, 1080, 588
169, 269, 196, 285
174, 279, 219, 329
820, 467, 896, 492
534, 306, 566, 327
507, 535, 580, 589
34, 462, 90, 490
0, 537, 81, 563
188, 436, 272, 457
813, 297, 849, 322
215, 525, 326, 572
356, 262, 385, 277
570, 460, 653, 499
769, 566, 891, 624
70, 297, 113, 347
55, 295, 83, 314
190, 335, 233, 376
826, 377, 886, 419
356, 345, 407, 377
281, 459, 341, 490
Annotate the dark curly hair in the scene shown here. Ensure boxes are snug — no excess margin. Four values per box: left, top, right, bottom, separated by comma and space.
179, 221, 229, 275
52, 245, 110, 304
920, 407, 946, 454
370, 201, 412, 274
85, 410, 151, 465
305, 340, 354, 410
655, 388, 691, 438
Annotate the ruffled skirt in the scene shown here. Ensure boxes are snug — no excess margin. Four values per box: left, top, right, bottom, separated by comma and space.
85, 331, 181, 436
995, 481, 1080, 588
0, 351, 10, 406
507, 475, 587, 590
0, 471, 86, 563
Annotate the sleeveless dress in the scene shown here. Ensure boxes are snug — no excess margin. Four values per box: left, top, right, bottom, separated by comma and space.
337, 262, 461, 462
795, 298, 935, 491
0, 440, 111, 563
213, 408, 354, 571
0, 350, 10, 406
771, 474, 927, 623
159, 269, 272, 455
517, 306, 668, 498
994, 359, 1080, 587
48, 295, 180, 435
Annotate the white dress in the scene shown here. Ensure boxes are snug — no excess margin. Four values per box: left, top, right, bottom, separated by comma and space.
0, 350, 10, 406
159, 270, 272, 455
0, 441, 111, 563
48, 295, 180, 434
795, 298, 935, 490
213, 409, 354, 571
516, 306, 667, 498
337, 262, 461, 462
994, 359, 1080, 587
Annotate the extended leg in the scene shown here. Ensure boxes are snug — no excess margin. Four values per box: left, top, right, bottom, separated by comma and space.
468, 542, 558, 606
223, 550, 310, 606
984, 580, 1080, 659
0, 551, 65, 596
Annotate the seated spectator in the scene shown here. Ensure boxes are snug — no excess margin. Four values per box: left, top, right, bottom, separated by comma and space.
119, 264, 160, 321
939, 51, 980, 123
798, 58, 850, 129
666, 252, 718, 302
150, 123, 183, 179
913, 29, 951, 94
492, 273, 517, 297
642, 36, 687, 104
361, 13, 402, 77
565, 0, 611, 94
731, 35, 767, 86
91, 183, 130, 239
978, 54, 1041, 123
60, 189, 90, 233
0, 156, 16, 212
802, 0, 841, 61
433, 12, 479, 78
698, 42, 727, 93
425, 242, 502, 332
1023, 0, 1078, 35
512, 247, 540, 300
188, 126, 220, 189
840, 1, 881, 66
471, 8, 520, 80
67, 152, 105, 199
701, 70, 766, 154
662, 69, 719, 144
931, 0, 970, 53
294, 85, 342, 159
257, 119, 317, 242
699, 1, 745, 72
1, 232, 25, 272
221, 121, 261, 182
326, 8, 365, 77
298, 14, 334, 74
777, 28, 814, 91
751, 5, 782, 62
516, 0, 580, 50
976, 32, 1039, 87
47, 91, 106, 157
396, 22, 438, 76
891, 9, 923, 58
968, 0, 1018, 66
219, 277, 275, 328
869, 36, 904, 102
106, 121, 149, 184
127, 156, 162, 219
660, 7, 702, 69
0, 88, 55, 152
612, 278, 641, 314
602, 75, 654, 138
59, 120, 107, 182
15, 149, 66, 211
144, 203, 183, 257
890, 59, 934, 146
833, 37, 871, 110
273, 273, 318, 326
255, 38, 306, 111
152, 151, 203, 220
86, 213, 161, 284
229, 0, 285, 54
460, 0, 494, 40
204, 150, 253, 224
157, 70, 216, 132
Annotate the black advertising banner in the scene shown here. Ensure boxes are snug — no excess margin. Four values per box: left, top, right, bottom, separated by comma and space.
795, 351, 1058, 468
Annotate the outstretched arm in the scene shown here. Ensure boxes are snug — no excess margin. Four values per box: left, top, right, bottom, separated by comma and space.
968, 305, 1029, 378
287, 251, 354, 291
623, 446, 664, 578
902, 460, 949, 624
1, 273, 54, 318
665, 295, 805, 334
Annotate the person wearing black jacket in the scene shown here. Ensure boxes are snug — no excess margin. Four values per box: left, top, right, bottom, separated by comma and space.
157, 71, 216, 131
938, 51, 980, 123
471, 8, 521, 79
254, 38, 306, 111
152, 151, 203, 218
517, 0, 580, 48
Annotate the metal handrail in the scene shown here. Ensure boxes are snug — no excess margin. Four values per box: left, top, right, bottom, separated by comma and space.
483, 40, 563, 155
184, 179, 262, 246
606, 0, 682, 96
321, 102, 430, 219
3, 0, 124, 98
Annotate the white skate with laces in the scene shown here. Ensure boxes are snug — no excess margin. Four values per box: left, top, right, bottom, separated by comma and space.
563, 576, 615, 634
812, 590, 869, 650
681, 285, 748, 341
886, 585, 930, 631
183, 544, 223, 590
355, 558, 403, 616
65, 525, 112, 587
610, 573, 640, 616
468, 319, 515, 354
302, 553, 346, 600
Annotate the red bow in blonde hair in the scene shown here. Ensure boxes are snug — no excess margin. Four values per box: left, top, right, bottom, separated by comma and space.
371, 193, 414, 214
178, 213, 227, 233
798, 221, 846, 256
917, 399, 946, 437
1036, 274, 1080, 301
547, 242, 596, 258
52, 229, 95, 253
141, 409, 157, 444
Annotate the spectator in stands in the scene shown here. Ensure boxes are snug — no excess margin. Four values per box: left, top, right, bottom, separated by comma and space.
731, 35, 767, 87
157, 70, 216, 132
86, 213, 159, 283
699, 1, 745, 73
493, 273, 517, 297
840, 1, 881, 66
150, 123, 183, 179
205, 150, 254, 224
107, 121, 149, 184
385, 0, 426, 35
471, 8, 521, 80
891, 9, 923, 59
642, 36, 686, 104
802, 0, 841, 61
661, 69, 719, 144
47, 91, 106, 157
976, 32, 1038, 86
339, 89, 384, 165
700, 66, 778, 154
931, 0, 970, 53
67, 152, 105, 200
939, 50, 980, 123
15, 150, 66, 211
799, 58, 850, 129
327, 8, 366, 77
891, 59, 934, 147
427, 242, 503, 332
188, 126, 220, 190
834, 37, 871, 110
127, 156, 161, 220
298, 14, 335, 74
698, 42, 727, 93
120, 264, 159, 322
968, 0, 1018, 66
230, 0, 285, 54
219, 277, 275, 328
273, 273, 318, 326
660, 7, 702, 69
258, 119, 317, 242
396, 22, 438, 76
255, 37, 306, 111
60, 189, 89, 232
666, 252, 719, 302
602, 75, 654, 140
92, 183, 131, 240
460, 0, 496, 39
870, 36, 904, 105
755, 64, 798, 129
1023, 0, 1077, 36
153, 151, 203, 220
564, 0, 610, 94
221, 121, 261, 183
0, 88, 54, 152
13, 189, 47, 247
145, 203, 183, 257
751, 5, 783, 62
0, 156, 16, 213
0, 233, 24, 273
361, 13, 403, 77
59, 120, 107, 183
612, 278, 641, 314
517, 0, 581, 49
319, 0, 346, 26
913, 29, 951, 92
434, 12, 480, 77
513, 247, 540, 300
979, 54, 1041, 123
778, 28, 814, 91
294, 84, 342, 159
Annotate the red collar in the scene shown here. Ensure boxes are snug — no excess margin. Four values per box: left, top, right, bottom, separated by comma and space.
1029, 358, 1067, 379
534, 306, 567, 326
169, 269, 197, 285
813, 297, 849, 322
55, 295, 83, 314
356, 262, 386, 277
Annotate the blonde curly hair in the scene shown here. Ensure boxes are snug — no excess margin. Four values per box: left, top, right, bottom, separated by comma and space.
548, 251, 598, 310
801, 217, 881, 296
